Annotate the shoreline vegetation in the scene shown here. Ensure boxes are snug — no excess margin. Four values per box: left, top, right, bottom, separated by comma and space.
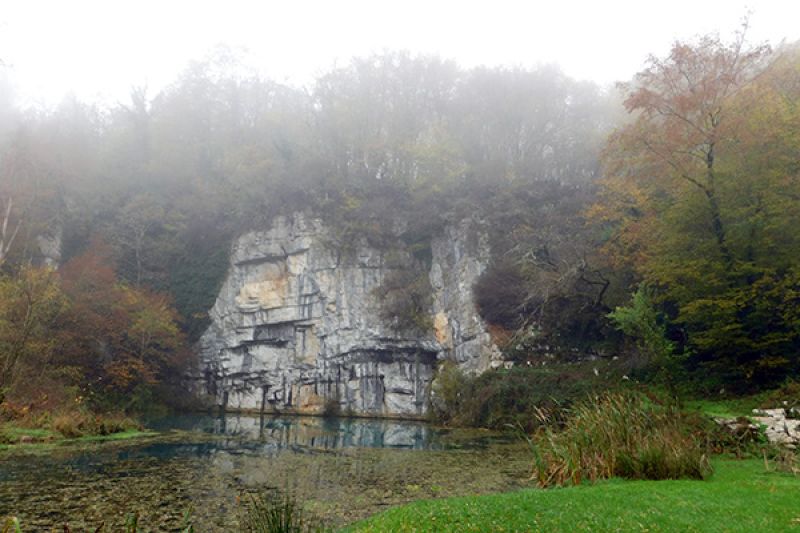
0, 407, 155, 454
0, 384, 782, 453
1, 378, 792, 451
2, 390, 798, 531
0, 423, 158, 454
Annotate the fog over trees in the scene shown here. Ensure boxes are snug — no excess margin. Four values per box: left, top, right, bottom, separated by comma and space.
0, 32, 798, 413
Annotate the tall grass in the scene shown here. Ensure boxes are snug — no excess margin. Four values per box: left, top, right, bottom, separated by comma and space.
530, 392, 712, 487
51, 410, 140, 438
1, 517, 21, 533
240, 490, 327, 533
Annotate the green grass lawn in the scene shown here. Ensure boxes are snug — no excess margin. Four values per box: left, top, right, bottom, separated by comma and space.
683, 398, 758, 419
347, 459, 800, 532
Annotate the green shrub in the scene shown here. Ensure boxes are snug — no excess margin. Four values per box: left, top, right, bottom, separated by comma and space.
432, 362, 628, 431
429, 361, 470, 423
608, 285, 680, 388
530, 392, 712, 487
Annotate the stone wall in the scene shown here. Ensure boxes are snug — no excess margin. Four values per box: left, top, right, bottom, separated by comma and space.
195, 214, 500, 418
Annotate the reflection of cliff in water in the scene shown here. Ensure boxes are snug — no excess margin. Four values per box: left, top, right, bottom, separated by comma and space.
149, 414, 441, 451
0, 413, 526, 531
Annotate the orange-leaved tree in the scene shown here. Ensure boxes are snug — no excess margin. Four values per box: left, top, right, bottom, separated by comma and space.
58, 240, 188, 408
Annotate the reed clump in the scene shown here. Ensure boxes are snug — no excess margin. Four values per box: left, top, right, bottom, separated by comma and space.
530, 391, 712, 487
240, 490, 327, 533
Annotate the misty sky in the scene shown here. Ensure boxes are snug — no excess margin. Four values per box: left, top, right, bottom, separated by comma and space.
2, 0, 799, 106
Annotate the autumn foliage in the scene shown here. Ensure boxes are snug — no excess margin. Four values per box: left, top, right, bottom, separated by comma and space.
0, 241, 188, 413
0, 30, 798, 419
595, 33, 800, 390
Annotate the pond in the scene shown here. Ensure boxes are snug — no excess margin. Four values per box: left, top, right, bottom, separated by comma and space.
0, 414, 532, 531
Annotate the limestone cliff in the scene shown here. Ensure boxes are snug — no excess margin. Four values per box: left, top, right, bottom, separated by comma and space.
196, 214, 500, 418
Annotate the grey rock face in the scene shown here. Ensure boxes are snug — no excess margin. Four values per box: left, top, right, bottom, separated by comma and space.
430, 219, 504, 374
196, 214, 499, 418
35, 226, 62, 268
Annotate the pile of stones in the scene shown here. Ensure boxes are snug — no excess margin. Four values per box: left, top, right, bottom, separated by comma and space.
750, 407, 800, 450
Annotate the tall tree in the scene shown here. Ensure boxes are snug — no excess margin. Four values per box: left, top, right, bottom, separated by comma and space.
596, 32, 800, 388
0, 266, 67, 390
600, 29, 770, 261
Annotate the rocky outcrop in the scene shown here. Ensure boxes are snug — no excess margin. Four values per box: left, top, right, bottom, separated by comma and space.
35, 227, 62, 268
751, 408, 800, 449
196, 214, 500, 418
716, 408, 800, 450
430, 219, 504, 374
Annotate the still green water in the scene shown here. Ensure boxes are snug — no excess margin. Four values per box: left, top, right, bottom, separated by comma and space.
0, 414, 531, 531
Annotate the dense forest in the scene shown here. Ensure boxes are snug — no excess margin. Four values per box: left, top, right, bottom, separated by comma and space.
1, 30, 798, 422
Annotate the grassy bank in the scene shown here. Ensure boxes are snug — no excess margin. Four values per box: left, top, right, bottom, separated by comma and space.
0, 400, 155, 452
347, 459, 800, 532
683, 382, 799, 420
0, 423, 156, 454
